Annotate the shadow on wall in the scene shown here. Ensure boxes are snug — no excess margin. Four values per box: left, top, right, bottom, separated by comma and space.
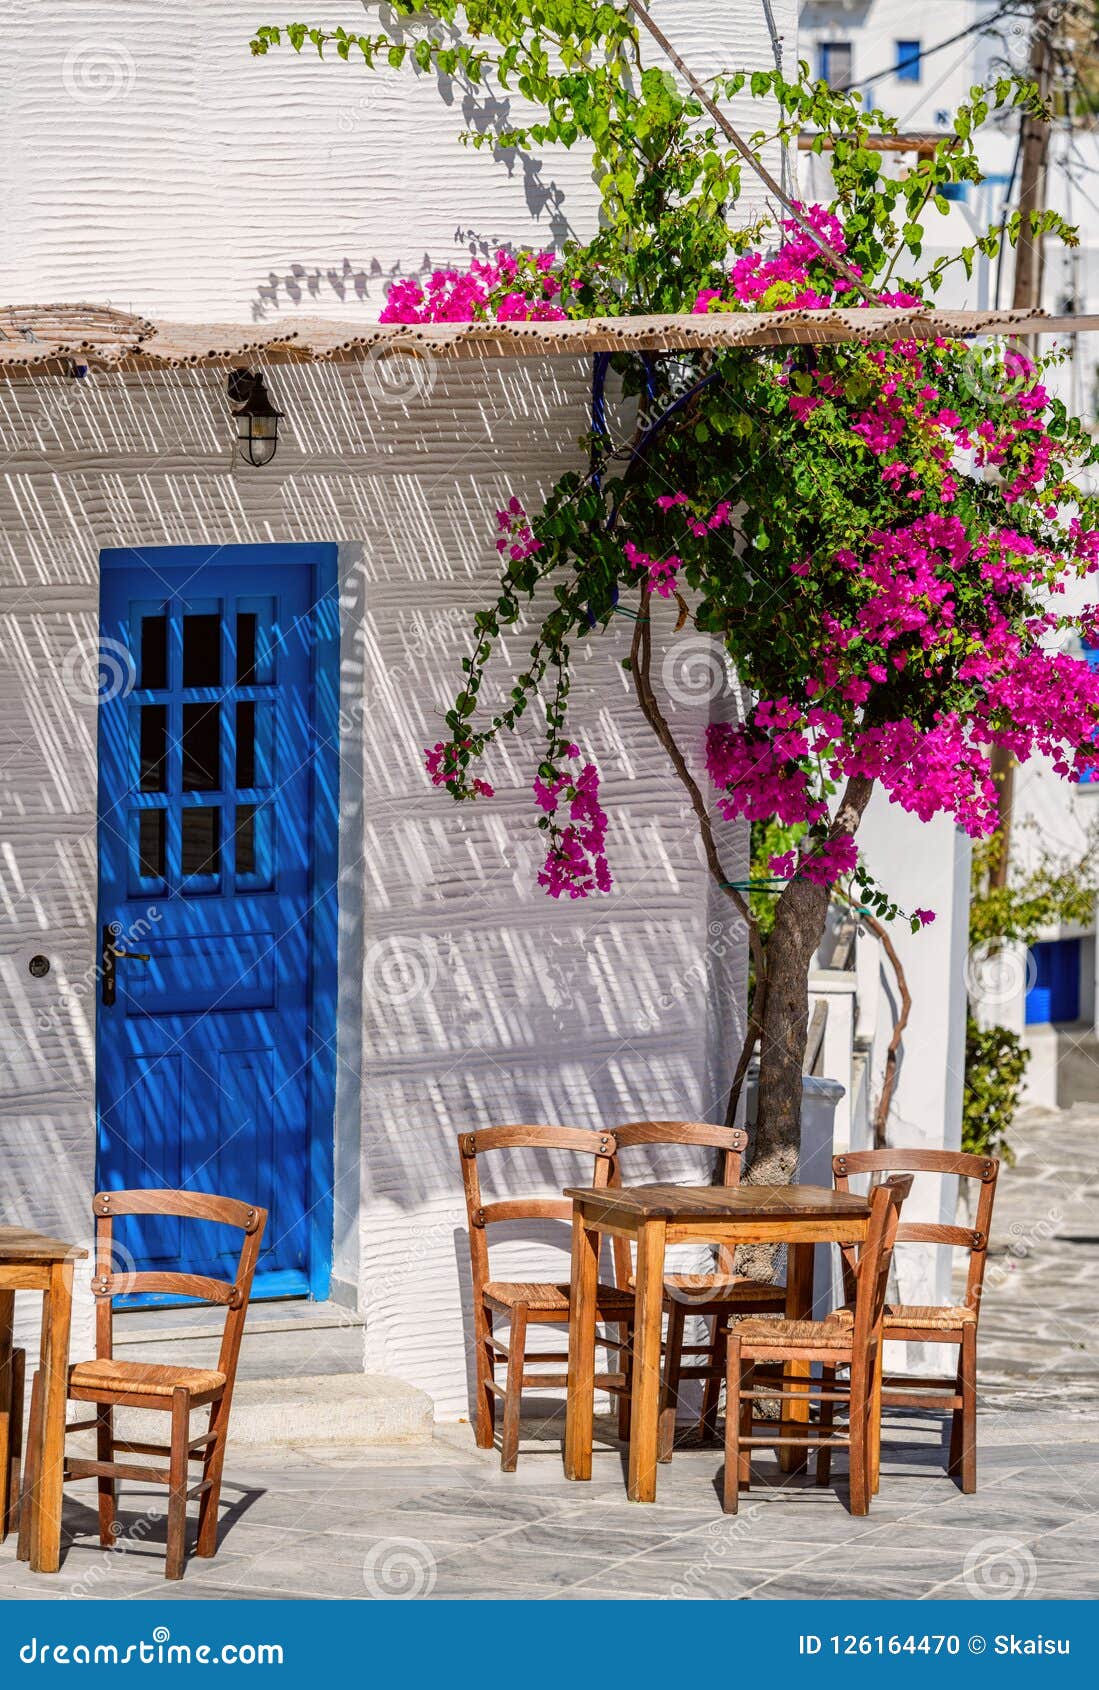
250, 53, 578, 318
249, 210, 574, 319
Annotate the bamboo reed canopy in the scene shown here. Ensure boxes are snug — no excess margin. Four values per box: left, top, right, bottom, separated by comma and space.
1, 302, 1097, 376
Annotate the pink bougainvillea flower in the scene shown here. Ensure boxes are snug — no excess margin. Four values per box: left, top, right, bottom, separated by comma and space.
381, 248, 569, 325
535, 755, 612, 899
624, 539, 681, 598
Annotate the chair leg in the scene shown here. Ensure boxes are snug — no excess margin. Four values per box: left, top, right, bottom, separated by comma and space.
473, 1306, 497, 1451
95, 1404, 116, 1548
16, 1368, 42, 1563
195, 1393, 231, 1559
816, 1365, 835, 1488
499, 1307, 527, 1473
616, 1322, 632, 1442
737, 1363, 754, 1489
722, 1334, 742, 1514
848, 1366, 871, 1516
869, 1339, 883, 1496
165, 1387, 190, 1581
699, 1313, 727, 1445
948, 1326, 978, 1493
658, 1301, 686, 1464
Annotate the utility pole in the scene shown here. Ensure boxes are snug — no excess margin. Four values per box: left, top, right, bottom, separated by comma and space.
1011, 6, 1056, 315
989, 3, 1057, 890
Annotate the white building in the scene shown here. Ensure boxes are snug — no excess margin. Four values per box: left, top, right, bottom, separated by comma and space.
0, 1, 973, 1426
0, 1, 801, 1417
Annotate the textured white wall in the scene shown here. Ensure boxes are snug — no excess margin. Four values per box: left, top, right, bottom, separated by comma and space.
0, 0, 796, 1408
1, 0, 797, 322
0, 360, 749, 1409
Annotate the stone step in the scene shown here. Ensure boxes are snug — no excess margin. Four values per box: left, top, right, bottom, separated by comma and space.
214, 1373, 434, 1446
96, 1373, 434, 1450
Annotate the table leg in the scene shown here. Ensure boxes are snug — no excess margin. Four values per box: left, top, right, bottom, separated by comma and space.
869, 1332, 883, 1495
30, 1261, 72, 1574
627, 1217, 667, 1504
564, 1207, 599, 1482
779, 1240, 815, 1476
0, 1290, 13, 1537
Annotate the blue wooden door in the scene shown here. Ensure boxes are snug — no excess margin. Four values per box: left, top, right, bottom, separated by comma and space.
96, 544, 338, 1300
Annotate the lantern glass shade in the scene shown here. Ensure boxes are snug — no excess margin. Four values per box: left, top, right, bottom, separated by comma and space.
234, 409, 279, 467
228, 370, 283, 467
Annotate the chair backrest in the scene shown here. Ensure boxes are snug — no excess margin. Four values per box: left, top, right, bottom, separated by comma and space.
91, 1189, 267, 1383
608, 1121, 749, 1285
457, 1126, 617, 1302
849, 1174, 913, 1357
833, 1148, 999, 1315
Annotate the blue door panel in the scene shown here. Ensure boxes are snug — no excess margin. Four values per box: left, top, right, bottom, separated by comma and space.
96, 544, 338, 1301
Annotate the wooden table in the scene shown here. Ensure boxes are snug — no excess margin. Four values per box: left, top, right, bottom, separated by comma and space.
0, 1227, 86, 1571
563, 1183, 872, 1503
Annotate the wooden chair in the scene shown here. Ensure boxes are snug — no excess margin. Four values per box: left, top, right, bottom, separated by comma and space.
19, 1189, 266, 1580
833, 1148, 999, 1493
723, 1174, 913, 1515
459, 1126, 634, 1471
608, 1122, 786, 1461
0, 1333, 25, 1542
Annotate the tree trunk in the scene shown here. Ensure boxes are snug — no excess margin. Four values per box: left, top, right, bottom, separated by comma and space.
748, 775, 874, 1187
736, 775, 873, 1280
750, 871, 831, 1187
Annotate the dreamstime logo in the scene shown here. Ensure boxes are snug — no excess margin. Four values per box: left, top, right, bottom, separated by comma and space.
1002, 3, 1081, 72
664, 1266, 726, 1307
661, 634, 732, 708
362, 1537, 437, 1599
958, 339, 1039, 413
963, 1535, 1038, 1600
37, 906, 161, 1036
964, 940, 1036, 1007
362, 340, 438, 406
981, 1208, 1062, 1295
636, 918, 735, 1035
61, 636, 136, 706
67, 1503, 163, 1599
337, 606, 468, 737
365, 935, 438, 1006
662, 1505, 765, 1599
62, 42, 136, 105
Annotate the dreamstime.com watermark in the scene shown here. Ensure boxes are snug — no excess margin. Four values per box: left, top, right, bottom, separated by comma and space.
963, 1535, 1039, 1600
661, 1504, 765, 1599
362, 1536, 438, 1598
17, 1626, 283, 1666
36, 907, 162, 1036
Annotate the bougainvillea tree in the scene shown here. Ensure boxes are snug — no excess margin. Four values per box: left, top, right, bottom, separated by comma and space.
255, 6, 1099, 1186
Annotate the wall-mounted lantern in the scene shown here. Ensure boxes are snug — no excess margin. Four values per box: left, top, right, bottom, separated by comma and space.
227, 368, 283, 467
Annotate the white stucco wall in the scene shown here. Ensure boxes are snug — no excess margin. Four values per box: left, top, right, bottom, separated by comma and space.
1, 0, 797, 318
0, 359, 751, 1409
0, 2, 798, 1410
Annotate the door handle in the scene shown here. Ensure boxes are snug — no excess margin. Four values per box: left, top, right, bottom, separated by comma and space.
101, 925, 151, 1007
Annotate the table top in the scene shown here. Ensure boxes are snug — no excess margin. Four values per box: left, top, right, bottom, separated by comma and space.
0, 1226, 88, 1264
563, 1182, 872, 1222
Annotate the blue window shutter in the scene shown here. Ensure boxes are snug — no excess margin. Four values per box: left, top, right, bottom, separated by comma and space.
895, 40, 921, 82
1026, 938, 1081, 1024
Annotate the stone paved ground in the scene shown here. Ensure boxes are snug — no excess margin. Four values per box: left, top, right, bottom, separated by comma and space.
0, 1110, 1095, 1602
